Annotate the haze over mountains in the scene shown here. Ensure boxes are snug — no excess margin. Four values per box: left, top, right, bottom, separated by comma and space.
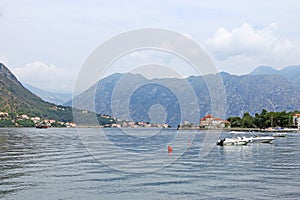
66, 65, 300, 126
1, 62, 299, 127
23, 83, 72, 105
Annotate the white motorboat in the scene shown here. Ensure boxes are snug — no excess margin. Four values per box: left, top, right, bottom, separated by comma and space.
217, 132, 275, 146
217, 137, 249, 146
241, 131, 275, 143
248, 135, 275, 143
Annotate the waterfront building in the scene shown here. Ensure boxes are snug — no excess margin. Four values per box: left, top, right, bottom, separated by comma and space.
293, 114, 300, 130
199, 114, 229, 129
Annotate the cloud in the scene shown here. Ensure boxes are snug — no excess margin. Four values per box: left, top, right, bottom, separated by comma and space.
206, 23, 278, 58
0, 56, 8, 65
0, 5, 3, 17
12, 61, 77, 93
205, 23, 300, 73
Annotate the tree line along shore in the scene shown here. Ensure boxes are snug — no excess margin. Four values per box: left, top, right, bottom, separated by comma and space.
1, 109, 300, 130
179, 109, 300, 131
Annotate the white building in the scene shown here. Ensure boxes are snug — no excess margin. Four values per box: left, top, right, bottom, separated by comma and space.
293, 114, 300, 130
30, 117, 41, 123
200, 114, 230, 129
0, 112, 9, 118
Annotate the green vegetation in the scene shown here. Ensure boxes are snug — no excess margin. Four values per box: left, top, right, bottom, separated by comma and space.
0, 109, 118, 127
16, 119, 35, 127
0, 119, 15, 127
227, 109, 299, 128
0, 63, 75, 123
51, 122, 67, 128
97, 115, 116, 125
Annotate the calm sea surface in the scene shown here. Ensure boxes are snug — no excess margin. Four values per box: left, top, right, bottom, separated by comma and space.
0, 128, 299, 200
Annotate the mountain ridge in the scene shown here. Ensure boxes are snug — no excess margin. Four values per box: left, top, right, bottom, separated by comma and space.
249, 65, 300, 88
249, 65, 281, 75
2, 62, 299, 127
22, 83, 71, 105
24, 65, 300, 102
0, 63, 73, 122
0, 63, 22, 85
69, 66, 300, 126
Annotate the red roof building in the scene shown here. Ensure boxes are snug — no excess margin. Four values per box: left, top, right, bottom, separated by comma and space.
200, 114, 229, 128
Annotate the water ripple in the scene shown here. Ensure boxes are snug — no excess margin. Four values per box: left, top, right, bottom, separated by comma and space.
0, 128, 299, 199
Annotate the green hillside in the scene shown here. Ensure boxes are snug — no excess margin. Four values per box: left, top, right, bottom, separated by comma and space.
0, 63, 117, 127
0, 63, 73, 123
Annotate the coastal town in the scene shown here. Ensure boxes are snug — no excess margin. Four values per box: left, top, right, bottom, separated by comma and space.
0, 111, 76, 128
1, 110, 300, 131
0, 110, 170, 128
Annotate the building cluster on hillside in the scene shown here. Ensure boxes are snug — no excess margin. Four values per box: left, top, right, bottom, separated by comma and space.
103, 117, 170, 128
0, 112, 76, 127
0, 110, 170, 128
0, 112, 9, 118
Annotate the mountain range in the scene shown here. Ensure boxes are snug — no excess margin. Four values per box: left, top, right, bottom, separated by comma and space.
2, 62, 299, 127
68, 65, 300, 127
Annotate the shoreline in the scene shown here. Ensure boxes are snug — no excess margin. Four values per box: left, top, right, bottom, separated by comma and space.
1, 126, 299, 132
177, 127, 300, 132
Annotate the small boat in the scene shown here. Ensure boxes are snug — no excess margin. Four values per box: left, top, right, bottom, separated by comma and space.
36, 123, 48, 129
248, 136, 275, 143
230, 131, 246, 134
217, 137, 249, 146
273, 132, 287, 137
244, 132, 275, 143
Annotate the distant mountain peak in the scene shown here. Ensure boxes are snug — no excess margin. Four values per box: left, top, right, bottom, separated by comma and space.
280, 65, 300, 73
249, 66, 280, 75
0, 63, 21, 85
0, 63, 12, 75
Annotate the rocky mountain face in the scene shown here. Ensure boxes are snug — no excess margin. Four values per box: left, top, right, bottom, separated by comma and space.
250, 65, 300, 88
222, 73, 300, 117
69, 66, 300, 127
0, 63, 21, 85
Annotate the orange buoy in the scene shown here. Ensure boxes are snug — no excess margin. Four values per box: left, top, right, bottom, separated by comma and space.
187, 141, 191, 147
168, 145, 173, 153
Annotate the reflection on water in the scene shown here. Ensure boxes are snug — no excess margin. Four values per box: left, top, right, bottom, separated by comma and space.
0, 128, 299, 200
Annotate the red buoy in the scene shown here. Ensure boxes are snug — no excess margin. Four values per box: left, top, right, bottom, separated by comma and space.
168, 145, 173, 153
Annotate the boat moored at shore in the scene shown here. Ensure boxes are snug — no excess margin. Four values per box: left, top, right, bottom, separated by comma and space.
36, 123, 49, 129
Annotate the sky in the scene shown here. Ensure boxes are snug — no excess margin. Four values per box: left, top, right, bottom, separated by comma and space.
1, 0, 300, 93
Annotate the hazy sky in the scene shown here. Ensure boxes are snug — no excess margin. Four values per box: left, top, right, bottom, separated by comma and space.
1, 0, 300, 93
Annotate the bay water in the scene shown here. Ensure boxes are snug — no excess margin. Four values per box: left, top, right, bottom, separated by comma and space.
0, 128, 299, 199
